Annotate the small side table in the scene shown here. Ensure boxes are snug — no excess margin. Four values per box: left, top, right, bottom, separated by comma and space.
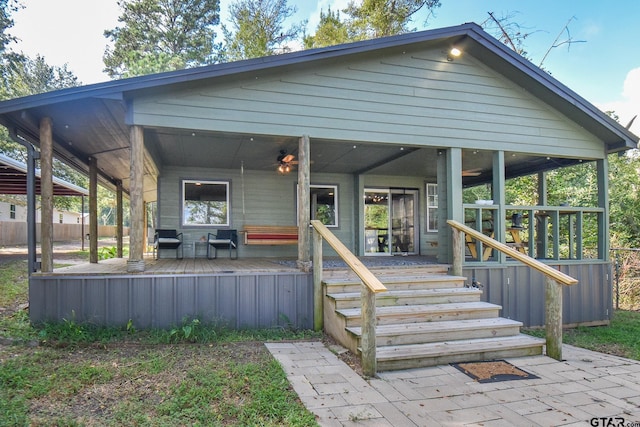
193, 241, 208, 258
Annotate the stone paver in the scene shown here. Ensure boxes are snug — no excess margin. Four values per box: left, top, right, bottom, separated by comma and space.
266, 341, 640, 426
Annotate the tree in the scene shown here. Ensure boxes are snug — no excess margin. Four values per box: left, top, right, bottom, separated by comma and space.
343, 0, 441, 40
481, 12, 585, 69
303, 7, 349, 49
7, 54, 79, 98
0, 0, 22, 100
222, 0, 305, 61
103, 0, 221, 79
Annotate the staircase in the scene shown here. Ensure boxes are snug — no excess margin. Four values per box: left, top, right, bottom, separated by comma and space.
323, 265, 544, 371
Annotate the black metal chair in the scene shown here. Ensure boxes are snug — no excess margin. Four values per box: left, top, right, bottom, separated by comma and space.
207, 229, 238, 259
154, 229, 183, 260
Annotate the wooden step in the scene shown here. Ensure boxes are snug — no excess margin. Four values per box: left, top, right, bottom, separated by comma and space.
337, 302, 501, 327
328, 287, 482, 309
347, 318, 524, 346
322, 264, 450, 279
375, 335, 545, 371
323, 274, 467, 293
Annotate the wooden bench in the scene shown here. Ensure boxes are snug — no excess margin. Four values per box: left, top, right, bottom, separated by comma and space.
243, 225, 298, 245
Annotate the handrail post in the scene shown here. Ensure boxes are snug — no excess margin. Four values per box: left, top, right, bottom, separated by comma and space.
451, 228, 463, 276
361, 284, 377, 377
313, 227, 323, 331
545, 277, 563, 360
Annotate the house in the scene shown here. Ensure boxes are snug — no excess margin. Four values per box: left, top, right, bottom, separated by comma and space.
0, 23, 636, 368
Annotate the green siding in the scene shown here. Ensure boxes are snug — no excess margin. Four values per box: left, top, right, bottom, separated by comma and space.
158, 166, 355, 257
133, 46, 603, 159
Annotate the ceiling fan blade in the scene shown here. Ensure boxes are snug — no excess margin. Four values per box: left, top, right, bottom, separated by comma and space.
462, 168, 482, 176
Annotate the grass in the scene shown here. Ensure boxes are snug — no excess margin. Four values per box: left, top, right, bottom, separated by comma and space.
524, 310, 640, 360
0, 260, 321, 426
3, 255, 640, 425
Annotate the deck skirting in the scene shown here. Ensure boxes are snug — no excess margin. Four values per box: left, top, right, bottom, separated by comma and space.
30, 271, 313, 330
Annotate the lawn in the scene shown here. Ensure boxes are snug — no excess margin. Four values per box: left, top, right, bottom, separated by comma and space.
2, 255, 640, 425
0, 259, 320, 426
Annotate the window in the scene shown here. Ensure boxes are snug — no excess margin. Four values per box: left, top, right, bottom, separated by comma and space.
298, 184, 338, 227
182, 180, 229, 226
59, 213, 63, 224
426, 183, 438, 232
9, 204, 15, 219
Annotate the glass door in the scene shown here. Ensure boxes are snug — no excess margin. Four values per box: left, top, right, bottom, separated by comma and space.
364, 189, 418, 255
364, 190, 390, 255
391, 190, 417, 255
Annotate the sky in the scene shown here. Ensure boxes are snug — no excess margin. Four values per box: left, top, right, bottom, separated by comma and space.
8, 0, 640, 135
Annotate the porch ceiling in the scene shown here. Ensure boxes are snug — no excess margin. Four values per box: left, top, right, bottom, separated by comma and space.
144, 127, 444, 177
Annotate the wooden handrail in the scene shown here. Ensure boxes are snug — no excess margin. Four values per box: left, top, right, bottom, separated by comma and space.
448, 219, 577, 361
311, 220, 386, 376
311, 220, 387, 293
447, 220, 578, 286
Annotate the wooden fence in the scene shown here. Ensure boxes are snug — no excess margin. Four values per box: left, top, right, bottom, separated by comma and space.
0, 222, 129, 245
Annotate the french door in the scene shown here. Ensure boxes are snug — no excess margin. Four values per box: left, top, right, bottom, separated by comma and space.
364, 188, 418, 255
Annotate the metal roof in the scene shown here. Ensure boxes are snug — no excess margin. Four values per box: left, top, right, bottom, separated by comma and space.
0, 153, 88, 196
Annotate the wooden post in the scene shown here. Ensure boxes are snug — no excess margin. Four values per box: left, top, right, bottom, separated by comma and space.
89, 157, 98, 263
297, 134, 311, 271
116, 180, 123, 258
39, 117, 54, 272
127, 125, 145, 272
545, 277, 563, 360
451, 228, 463, 276
361, 284, 377, 377
313, 228, 323, 331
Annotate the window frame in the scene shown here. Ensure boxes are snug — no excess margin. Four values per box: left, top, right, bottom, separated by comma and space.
181, 179, 230, 227
426, 183, 438, 232
298, 184, 339, 228
9, 204, 15, 219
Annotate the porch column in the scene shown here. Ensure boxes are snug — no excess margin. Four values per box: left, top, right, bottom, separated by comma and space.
40, 117, 54, 272
493, 151, 506, 261
89, 157, 98, 263
445, 148, 463, 267
537, 171, 549, 258
116, 180, 124, 258
354, 174, 363, 255
297, 134, 311, 271
127, 125, 145, 272
596, 158, 609, 260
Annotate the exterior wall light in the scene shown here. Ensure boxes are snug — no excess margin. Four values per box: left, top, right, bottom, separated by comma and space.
447, 47, 462, 61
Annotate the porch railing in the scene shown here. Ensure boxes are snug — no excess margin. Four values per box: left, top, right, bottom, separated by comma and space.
310, 220, 387, 376
463, 204, 605, 261
448, 219, 578, 361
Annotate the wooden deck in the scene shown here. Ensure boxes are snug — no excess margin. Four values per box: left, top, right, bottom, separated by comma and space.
46, 256, 300, 275
45, 255, 443, 276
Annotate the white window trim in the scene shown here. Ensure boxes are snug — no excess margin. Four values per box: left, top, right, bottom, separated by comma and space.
298, 184, 339, 228
426, 183, 438, 232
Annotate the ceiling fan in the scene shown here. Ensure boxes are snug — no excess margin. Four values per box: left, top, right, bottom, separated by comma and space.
462, 168, 482, 177
276, 149, 297, 174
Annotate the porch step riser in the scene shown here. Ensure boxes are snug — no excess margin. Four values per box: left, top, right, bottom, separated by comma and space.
374, 335, 545, 371
377, 345, 543, 371
323, 266, 451, 279
324, 279, 467, 294
328, 289, 482, 309
339, 306, 501, 327
348, 323, 523, 346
